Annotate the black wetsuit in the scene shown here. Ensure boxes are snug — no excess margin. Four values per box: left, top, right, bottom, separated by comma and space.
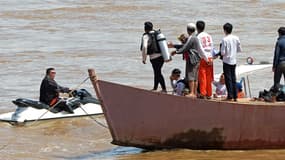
39, 76, 73, 113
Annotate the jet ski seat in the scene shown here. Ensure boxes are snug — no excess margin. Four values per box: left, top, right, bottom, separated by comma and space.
12, 98, 50, 110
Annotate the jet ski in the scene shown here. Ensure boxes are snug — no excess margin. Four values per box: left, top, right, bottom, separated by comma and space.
0, 89, 103, 124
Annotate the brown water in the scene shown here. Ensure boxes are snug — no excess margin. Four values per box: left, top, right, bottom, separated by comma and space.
1, 0, 285, 159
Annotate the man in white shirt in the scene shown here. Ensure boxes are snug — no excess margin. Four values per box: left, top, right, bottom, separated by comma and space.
221, 23, 242, 101
196, 20, 214, 99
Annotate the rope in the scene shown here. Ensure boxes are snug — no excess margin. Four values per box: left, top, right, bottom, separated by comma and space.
0, 75, 107, 151
28, 99, 64, 126
79, 105, 108, 129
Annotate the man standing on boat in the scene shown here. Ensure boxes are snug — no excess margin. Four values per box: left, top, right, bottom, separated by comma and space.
171, 23, 201, 97
141, 21, 167, 93
196, 20, 214, 99
221, 23, 242, 101
39, 68, 74, 113
273, 27, 285, 92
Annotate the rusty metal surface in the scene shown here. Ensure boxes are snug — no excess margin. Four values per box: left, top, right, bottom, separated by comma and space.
96, 80, 285, 150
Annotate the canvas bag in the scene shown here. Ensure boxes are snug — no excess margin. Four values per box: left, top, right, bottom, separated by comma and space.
188, 49, 201, 65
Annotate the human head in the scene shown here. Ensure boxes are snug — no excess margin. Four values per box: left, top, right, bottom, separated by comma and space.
196, 20, 205, 33
223, 23, 233, 35
171, 68, 181, 80
144, 21, 153, 33
219, 73, 225, 84
278, 27, 285, 37
187, 23, 196, 35
46, 67, 56, 80
177, 33, 188, 44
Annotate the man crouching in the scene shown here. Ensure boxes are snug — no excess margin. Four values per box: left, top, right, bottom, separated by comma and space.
170, 68, 189, 96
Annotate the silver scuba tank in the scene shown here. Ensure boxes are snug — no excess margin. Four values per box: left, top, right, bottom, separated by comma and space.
156, 30, 171, 62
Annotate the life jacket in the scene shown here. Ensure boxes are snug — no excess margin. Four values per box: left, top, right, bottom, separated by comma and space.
140, 30, 161, 55
176, 79, 189, 89
237, 91, 245, 98
49, 97, 58, 106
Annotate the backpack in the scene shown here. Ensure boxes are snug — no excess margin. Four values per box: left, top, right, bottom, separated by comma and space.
259, 85, 285, 102
141, 30, 161, 55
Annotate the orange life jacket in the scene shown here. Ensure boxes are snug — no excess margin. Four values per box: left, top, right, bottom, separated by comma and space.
49, 97, 58, 106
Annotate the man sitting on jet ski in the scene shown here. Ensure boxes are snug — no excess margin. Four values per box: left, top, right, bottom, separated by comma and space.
39, 68, 74, 113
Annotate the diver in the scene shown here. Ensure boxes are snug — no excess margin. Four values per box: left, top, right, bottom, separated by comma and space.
141, 21, 167, 93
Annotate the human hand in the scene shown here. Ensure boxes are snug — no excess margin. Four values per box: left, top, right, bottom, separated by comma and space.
164, 57, 172, 62
213, 55, 219, 59
171, 51, 176, 56
142, 60, 146, 64
207, 58, 213, 66
167, 41, 174, 48
207, 61, 213, 66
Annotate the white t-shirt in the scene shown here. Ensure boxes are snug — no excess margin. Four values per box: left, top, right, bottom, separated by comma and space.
221, 34, 242, 65
170, 79, 185, 96
213, 81, 227, 96
197, 32, 214, 61
175, 82, 185, 96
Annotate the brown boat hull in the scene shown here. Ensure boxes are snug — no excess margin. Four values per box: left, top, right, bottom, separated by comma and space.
96, 80, 285, 150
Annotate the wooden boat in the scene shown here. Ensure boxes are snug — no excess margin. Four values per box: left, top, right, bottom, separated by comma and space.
88, 69, 285, 150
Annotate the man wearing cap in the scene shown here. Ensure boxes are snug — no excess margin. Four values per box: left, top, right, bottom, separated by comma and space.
172, 23, 201, 97
196, 20, 214, 99
141, 21, 167, 93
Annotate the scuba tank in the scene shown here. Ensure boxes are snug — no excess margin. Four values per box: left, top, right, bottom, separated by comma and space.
156, 30, 171, 62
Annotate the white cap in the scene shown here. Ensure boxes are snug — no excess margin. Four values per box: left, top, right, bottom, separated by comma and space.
187, 23, 196, 29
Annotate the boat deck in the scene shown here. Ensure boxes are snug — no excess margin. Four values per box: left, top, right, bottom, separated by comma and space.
209, 97, 285, 106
